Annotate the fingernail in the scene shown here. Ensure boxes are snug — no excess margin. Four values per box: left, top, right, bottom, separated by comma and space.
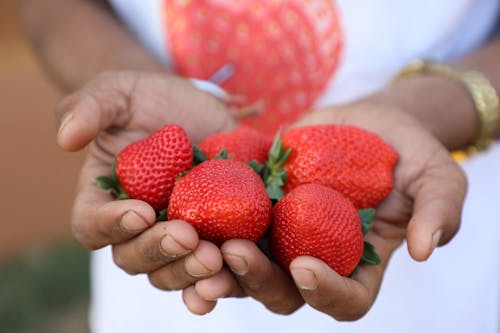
160, 234, 190, 257
58, 112, 73, 138
291, 268, 318, 291
185, 254, 211, 277
120, 210, 148, 233
223, 254, 248, 276
431, 229, 443, 251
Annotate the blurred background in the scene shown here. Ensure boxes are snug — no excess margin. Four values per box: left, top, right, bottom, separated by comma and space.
0, 1, 90, 332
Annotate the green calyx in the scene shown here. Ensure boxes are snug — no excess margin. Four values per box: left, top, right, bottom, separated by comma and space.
192, 145, 207, 166
192, 145, 229, 167
360, 241, 381, 266
349, 208, 381, 278
247, 160, 265, 174
192, 144, 272, 180
262, 133, 291, 201
95, 159, 129, 200
359, 208, 376, 236
156, 208, 168, 222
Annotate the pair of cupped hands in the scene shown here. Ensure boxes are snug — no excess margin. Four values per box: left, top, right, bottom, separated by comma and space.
55, 70, 466, 319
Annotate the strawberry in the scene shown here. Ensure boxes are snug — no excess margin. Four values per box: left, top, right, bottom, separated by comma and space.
168, 159, 272, 245
97, 124, 193, 211
198, 126, 272, 163
279, 125, 398, 208
270, 183, 380, 277
163, 0, 343, 136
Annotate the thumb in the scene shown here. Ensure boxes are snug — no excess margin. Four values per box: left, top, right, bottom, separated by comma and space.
406, 158, 467, 261
55, 71, 138, 151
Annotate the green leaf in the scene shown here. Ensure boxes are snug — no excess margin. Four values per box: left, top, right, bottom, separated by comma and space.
359, 208, 376, 236
156, 208, 168, 222
96, 176, 117, 190
268, 133, 283, 162
96, 175, 123, 199
95, 159, 129, 200
115, 191, 130, 200
276, 147, 292, 167
266, 183, 284, 201
359, 241, 382, 266
192, 145, 207, 165
247, 160, 264, 174
214, 148, 228, 159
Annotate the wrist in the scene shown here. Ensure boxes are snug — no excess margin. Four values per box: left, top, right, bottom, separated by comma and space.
362, 73, 477, 151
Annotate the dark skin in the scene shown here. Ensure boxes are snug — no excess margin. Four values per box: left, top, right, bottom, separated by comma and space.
22, 0, 499, 318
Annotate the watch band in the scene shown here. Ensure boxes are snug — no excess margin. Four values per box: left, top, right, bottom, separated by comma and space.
394, 59, 499, 161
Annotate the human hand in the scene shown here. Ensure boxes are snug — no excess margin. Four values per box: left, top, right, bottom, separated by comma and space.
184, 102, 466, 319
55, 70, 236, 292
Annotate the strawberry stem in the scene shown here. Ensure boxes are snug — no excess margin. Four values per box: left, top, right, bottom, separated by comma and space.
262, 133, 291, 201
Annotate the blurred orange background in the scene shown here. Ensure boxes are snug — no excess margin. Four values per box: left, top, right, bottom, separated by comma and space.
0, 0, 84, 260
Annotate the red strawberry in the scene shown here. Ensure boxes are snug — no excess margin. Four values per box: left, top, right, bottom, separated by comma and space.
280, 125, 398, 208
271, 183, 376, 277
97, 124, 193, 211
168, 159, 272, 245
198, 126, 272, 163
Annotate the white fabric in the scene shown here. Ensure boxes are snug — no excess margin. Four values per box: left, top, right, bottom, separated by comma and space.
92, 1, 500, 332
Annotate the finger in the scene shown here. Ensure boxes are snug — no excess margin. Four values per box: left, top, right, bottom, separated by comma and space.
148, 240, 223, 291
405, 158, 467, 261
182, 285, 217, 315
290, 257, 371, 321
290, 230, 395, 321
221, 239, 304, 315
195, 269, 245, 301
111, 220, 199, 274
55, 71, 138, 151
71, 156, 156, 250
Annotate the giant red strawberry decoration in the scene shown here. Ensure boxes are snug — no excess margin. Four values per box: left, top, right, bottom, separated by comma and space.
163, 0, 343, 136
168, 159, 272, 245
270, 183, 380, 277
279, 125, 398, 208
97, 124, 193, 211
198, 126, 272, 163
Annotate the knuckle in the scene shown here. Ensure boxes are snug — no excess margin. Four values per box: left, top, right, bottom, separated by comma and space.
327, 301, 370, 322
148, 263, 192, 291
71, 220, 101, 251
266, 302, 301, 315
148, 272, 178, 291
137, 235, 164, 264
111, 247, 139, 275
333, 309, 368, 322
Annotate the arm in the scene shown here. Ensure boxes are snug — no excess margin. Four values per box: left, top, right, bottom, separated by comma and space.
370, 33, 500, 150
20, 0, 165, 92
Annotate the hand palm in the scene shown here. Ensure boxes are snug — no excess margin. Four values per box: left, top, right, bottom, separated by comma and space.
55, 71, 234, 249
